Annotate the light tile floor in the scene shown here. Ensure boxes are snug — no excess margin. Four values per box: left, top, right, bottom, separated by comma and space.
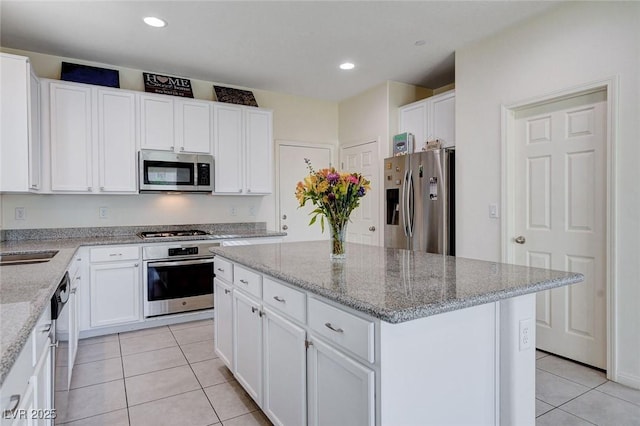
57, 320, 640, 425
56, 319, 271, 426
536, 350, 640, 426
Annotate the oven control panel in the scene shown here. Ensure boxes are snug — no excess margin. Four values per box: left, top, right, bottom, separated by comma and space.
168, 247, 199, 256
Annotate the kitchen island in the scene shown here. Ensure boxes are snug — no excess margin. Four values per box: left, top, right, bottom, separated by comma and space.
210, 241, 583, 426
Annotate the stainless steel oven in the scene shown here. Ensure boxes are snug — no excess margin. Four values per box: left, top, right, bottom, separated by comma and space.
142, 241, 219, 317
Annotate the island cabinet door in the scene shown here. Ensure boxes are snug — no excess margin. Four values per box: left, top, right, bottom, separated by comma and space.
214, 278, 234, 370
233, 290, 263, 406
262, 307, 306, 426
307, 336, 374, 426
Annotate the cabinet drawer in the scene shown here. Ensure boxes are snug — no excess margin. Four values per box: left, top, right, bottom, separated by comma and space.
263, 277, 306, 323
90, 246, 139, 262
234, 265, 262, 298
308, 297, 375, 363
214, 257, 233, 282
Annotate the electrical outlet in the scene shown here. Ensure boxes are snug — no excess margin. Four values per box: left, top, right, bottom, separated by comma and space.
15, 207, 26, 220
519, 318, 533, 351
99, 207, 109, 219
230, 206, 237, 216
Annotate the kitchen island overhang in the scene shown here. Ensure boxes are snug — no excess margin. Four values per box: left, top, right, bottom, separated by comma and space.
210, 241, 583, 426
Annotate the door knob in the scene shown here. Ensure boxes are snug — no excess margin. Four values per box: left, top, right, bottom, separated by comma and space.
282, 225, 288, 230
369, 226, 376, 232
515, 236, 526, 244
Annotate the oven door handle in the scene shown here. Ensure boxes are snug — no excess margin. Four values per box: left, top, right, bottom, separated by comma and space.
147, 257, 215, 268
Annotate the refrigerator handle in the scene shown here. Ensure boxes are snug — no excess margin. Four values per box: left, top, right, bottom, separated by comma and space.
407, 170, 414, 238
401, 169, 409, 237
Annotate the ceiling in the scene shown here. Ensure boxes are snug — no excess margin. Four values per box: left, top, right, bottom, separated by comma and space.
0, 1, 561, 102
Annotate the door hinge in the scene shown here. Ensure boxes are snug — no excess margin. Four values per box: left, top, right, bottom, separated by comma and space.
305, 340, 313, 349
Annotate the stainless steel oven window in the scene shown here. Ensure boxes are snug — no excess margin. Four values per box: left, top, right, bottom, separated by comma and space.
146, 258, 214, 300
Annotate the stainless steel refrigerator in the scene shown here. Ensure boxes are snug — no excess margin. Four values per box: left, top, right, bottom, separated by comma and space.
383, 149, 455, 254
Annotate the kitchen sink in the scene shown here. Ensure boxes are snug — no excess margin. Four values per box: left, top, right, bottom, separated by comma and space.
0, 250, 59, 266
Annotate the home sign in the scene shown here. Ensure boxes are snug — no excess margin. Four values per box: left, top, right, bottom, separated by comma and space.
143, 72, 194, 98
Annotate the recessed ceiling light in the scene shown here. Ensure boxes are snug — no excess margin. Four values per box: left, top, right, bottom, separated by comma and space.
339, 62, 355, 70
143, 16, 167, 28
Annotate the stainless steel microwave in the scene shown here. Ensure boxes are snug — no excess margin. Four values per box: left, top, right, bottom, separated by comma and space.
139, 150, 214, 193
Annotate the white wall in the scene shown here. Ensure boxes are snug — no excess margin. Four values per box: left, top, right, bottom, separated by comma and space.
456, 2, 640, 386
0, 48, 338, 230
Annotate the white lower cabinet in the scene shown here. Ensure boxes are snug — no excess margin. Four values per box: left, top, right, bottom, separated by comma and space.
262, 307, 306, 426
307, 337, 374, 426
1, 306, 53, 426
213, 278, 234, 369
214, 257, 374, 426
89, 253, 141, 328
232, 290, 263, 405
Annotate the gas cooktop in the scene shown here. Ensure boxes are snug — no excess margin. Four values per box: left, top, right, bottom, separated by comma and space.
138, 230, 208, 239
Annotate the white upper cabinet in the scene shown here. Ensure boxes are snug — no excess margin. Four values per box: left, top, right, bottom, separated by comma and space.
175, 99, 212, 153
213, 104, 244, 193
139, 93, 174, 151
429, 90, 455, 148
398, 90, 455, 151
97, 89, 137, 192
213, 103, 273, 195
398, 101, 427, 153
0, 53, 41, 192
49, 81, 93, 192
245, 108, 273, 194
43, 79, 138, 194
140, 93, 213, 154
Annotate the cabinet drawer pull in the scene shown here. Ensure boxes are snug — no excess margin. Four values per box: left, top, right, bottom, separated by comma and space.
3, 394, 20, 417
273, 296, 286, 303
109, 253, 123, 257
224, 289, 231, 294
239, 279, 249, 284
217, 268, 225, 272
251, 306, 258, 314
325, 322, 344, 333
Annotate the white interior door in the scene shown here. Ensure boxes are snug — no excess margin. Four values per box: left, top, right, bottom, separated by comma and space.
340, 141, 380, 246
278, 143, 332, 242
513, 90, 607, 369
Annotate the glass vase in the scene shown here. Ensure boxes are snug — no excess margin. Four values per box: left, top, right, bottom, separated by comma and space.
330, 223, 347, 260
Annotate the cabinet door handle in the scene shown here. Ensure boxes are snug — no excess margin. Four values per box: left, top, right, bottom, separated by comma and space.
2, 394, 21, 418
239, 279, 249, 284
217, 268, 224, 272
251, 306, 258, 314
273, 296, 286, 303
134, 263, 139, 267
325, 322, 344, 333
224, 289, 231, 294
42, 324, 52, 333
180, 147, 185, 152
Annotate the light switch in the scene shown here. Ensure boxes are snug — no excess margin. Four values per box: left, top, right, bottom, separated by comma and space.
489, 203, 499, 219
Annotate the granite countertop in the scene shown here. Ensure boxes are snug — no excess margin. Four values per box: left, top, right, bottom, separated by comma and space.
0, 223, 285, 385
210, 241, 584, 324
